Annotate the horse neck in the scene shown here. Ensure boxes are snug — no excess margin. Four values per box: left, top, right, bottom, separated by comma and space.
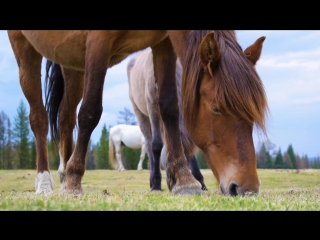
168, 30, 237, 65
167, 30, 190, 64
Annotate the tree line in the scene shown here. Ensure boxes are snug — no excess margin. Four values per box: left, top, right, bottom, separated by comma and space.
1, 101, 319, 170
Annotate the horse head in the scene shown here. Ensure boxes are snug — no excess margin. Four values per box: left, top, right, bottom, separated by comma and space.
181, 31, 268, 196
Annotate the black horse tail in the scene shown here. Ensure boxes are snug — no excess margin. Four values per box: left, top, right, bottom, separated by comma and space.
44, 60, 64, 146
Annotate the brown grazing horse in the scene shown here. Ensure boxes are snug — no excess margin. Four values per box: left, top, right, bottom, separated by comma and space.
127, 48, 207, 191
7, 30, 268, 196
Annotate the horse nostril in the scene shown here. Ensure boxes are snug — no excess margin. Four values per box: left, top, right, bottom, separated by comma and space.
228, 182, 239, 197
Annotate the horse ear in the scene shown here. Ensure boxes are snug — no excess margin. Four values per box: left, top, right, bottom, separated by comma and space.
243, 36, 266, 66
199, 31, 221, 71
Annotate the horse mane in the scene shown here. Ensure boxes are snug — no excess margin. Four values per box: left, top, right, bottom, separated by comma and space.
175, 59, 197, 156
181, 30, 269, 136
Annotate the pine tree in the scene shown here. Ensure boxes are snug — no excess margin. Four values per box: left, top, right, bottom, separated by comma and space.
30, 136, 36, 169
283, 152, 293, 169
86, 139, 96, 170
5, 118, 13, 169
96, 124, 111, 169
257, 143, 267, 168
274, 148, 284, 169
302, 154, 311, 169
266, 151, 273, 168
287, 144, 297, 169
13, 100, 31, 169
0, 111, 8, 169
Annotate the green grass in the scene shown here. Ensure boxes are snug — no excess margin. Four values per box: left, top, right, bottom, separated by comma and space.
1, 169, 320, 210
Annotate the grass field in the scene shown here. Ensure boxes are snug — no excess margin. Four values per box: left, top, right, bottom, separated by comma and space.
1, 169, 320, 210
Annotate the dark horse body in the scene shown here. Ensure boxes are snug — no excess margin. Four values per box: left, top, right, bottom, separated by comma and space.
127, 49, 207, 191
8, 30, 268, 196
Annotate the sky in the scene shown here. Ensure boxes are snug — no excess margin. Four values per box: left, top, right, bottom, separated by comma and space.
0, 30, 319, 158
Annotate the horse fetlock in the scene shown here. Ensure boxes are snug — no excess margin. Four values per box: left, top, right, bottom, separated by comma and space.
61, 175, 83, 195
118, 167, 126, 172
35, 171, 55, 195
57, 167, 66, 184
150, 178, 162, 191
137, 161, 143, 171
168, 169, 203, 195
150, 173, 162, 191
201, 184, 208, 191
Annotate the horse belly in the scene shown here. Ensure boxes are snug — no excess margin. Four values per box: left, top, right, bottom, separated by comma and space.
119, 126, 142, 149
21, 30, 87, 70
129, 50, 158, 117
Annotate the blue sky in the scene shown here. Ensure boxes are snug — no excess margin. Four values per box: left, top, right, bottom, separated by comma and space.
0, 30, 319, 158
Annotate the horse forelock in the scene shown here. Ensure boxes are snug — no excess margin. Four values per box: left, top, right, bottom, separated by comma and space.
182, 30, 269, 136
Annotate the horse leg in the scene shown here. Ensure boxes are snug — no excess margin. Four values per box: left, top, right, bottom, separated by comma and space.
61, 31, 112, 194
57, 67, 84, 188
151, 37, 203, 195
130, 102, 162, 190
137, 143, 146, 171
7, 30, 54, 194
147, 105, 164, 190
115, 144, 126, 172
188, 156, 208, 191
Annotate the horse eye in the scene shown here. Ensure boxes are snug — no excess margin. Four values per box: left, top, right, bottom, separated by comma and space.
212, 107, 222, 115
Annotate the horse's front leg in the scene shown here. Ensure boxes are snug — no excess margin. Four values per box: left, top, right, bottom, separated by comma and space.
7, 30, 54, 195
151, 37, 203, 195
61, 31, 111, 194
58, 67, 84, 189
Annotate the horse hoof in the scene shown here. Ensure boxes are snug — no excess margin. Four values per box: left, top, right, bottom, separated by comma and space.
175, 188, 203, 195
171, 186, 204, 195
202, 185, 208, 191
151, 188, 163, 192
60, 187, 83, 195
35, 171, 55, 195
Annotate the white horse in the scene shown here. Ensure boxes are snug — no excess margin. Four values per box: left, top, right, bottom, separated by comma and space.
109, 124, 147, 171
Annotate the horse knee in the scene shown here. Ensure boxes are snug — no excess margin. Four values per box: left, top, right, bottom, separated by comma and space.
77, 105, 102, 132
29, 107, 48, 134
152, 141, 162, 156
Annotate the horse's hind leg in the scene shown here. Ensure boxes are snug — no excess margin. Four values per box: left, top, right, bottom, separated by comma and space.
147, 105, 164, 190
7, 30, 54, 194
115, 144, 126, 172
137, 143, 146, 171
58, 68, 84, 188
151, 37, 202, 195
62, 31, 112, 194
131, 101, 162, 190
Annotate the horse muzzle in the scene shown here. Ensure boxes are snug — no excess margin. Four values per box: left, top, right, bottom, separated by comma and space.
220, 180, 260, 197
